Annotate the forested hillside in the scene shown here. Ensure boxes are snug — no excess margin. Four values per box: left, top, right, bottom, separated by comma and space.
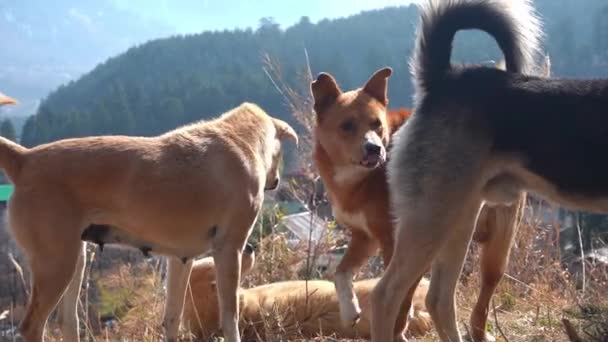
19, 0, 608, 149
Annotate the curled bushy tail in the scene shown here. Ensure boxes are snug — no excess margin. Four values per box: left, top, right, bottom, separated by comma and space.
410, 0, 543, 97
0, 137, 26, 182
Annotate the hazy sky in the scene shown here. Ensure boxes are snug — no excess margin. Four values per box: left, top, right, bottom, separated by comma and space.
111, 0, 419, 33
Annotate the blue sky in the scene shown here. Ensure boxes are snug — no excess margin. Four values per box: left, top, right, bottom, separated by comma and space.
111, 0, 418, 33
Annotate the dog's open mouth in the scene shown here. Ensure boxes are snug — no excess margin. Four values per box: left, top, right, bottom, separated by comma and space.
359, 154, 384, 168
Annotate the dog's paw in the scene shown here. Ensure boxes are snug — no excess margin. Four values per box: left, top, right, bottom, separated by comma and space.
393, 333, 409, 342
464, 330, 496, 342
338, 300, 362, 328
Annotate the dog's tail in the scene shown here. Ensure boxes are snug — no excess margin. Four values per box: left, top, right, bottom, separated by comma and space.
0, 137, 26, 182
411, 0, 542, 95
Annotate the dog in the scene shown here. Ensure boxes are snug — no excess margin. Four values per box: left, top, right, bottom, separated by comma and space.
183, 246, 432, 340
0, 92, 16, 106
369, 0, 608, 341
311, 68, 526, 341
0, 102, 297, 342
310, 69, 410, 336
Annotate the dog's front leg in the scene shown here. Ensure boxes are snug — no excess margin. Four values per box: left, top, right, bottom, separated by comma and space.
335, 230, 378, 327
213, 245, 243, 342
162, 256, 194, 342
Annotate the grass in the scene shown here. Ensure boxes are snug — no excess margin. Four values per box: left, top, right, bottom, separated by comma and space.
1, 212, 599, 342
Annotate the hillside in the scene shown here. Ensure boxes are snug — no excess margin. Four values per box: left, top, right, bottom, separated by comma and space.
0, 0, 176, 119
19, 0, 608, 150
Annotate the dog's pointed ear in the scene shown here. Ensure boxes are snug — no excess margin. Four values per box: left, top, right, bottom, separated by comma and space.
272, 118, 299, 146
363, 67, 392, 106
311, 72, 342, 116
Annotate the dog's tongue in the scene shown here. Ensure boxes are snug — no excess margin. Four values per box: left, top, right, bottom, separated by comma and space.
361, 154, 381, 168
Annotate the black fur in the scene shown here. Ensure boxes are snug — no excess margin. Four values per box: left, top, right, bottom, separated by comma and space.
140, 246, 152, 257
411, 0, 608, 198
81, 224, 110, 251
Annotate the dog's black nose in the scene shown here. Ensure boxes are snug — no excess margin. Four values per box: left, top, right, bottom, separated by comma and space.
364, 142, 382, 155
245, 243, 255, 254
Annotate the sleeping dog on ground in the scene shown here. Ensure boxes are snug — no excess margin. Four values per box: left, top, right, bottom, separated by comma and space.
183, 247, 432, 340
371, 0, 608, 341
0, 102, 297, 342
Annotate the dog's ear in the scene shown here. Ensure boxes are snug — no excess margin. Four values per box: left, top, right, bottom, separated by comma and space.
0, 93, 17, 106
272, 118, 299, 146
311, 72, 342, 116
363, 67, 392, 106
387, 108, 413, 136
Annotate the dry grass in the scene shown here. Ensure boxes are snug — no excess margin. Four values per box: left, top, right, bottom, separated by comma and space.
14, 216, 603, 342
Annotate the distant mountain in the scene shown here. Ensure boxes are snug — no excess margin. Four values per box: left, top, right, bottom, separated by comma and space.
0, 0, 176, 118
18, 0, 608, 153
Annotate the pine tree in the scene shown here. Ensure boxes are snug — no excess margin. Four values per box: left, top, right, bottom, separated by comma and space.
0, 119, 17, 142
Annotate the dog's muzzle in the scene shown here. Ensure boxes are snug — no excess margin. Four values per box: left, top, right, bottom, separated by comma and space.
360, 142, 385, 168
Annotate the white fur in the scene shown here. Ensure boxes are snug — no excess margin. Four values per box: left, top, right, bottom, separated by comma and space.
333, 165, 369, 186
334, 271, 361, 326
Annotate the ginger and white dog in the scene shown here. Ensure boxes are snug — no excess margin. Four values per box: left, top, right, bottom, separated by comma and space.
372, 1, 608, 341
183, 247, 432, 340
0, 102, 297, 342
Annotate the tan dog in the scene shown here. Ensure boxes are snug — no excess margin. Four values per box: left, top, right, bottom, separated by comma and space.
183, 249, 432, 340
0, 92, 16, 106
311, 69, 525, 341
0, 102, 297, 342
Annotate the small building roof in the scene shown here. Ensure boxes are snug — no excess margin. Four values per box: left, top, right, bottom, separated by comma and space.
281, 211, 327, 243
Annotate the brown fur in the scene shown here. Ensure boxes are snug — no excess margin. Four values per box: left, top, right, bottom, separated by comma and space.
183, 254, 432, 340
311, 69, 410, 340
0, 102, 297, 342
312, 68, 525, 341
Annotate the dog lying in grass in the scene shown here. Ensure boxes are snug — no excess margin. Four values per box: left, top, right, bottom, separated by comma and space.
182, 247, 432, 340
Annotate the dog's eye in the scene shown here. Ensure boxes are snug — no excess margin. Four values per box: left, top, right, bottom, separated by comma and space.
371, 119, 382, 130
340, 120, 356, 133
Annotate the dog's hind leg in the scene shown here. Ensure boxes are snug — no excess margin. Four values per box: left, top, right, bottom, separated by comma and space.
162, 256, 194, 342
373, 165, 483, 339
371, 205, 447, 342
56, 242, 87, 342
375, 227, 416, 341
335, 230, 378, 328
19, 238, 84, 342
470, 197, 524, 342
425, 197, 483, 342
